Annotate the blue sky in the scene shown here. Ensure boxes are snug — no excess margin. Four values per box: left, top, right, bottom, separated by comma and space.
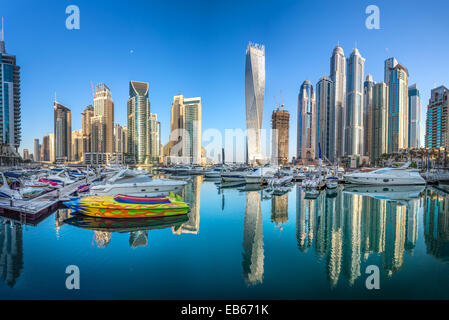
3, 0, 449, 157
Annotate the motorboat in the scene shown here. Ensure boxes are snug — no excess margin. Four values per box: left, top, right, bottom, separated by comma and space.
221, 169, 254, 182
343, 161, 426, 185
325, 176, 339, 189
43, 170, 76, 185
89, 169, 187, 197
266, 171, 293, 186
244, 167, 276, 184
0, 172, 22, 199
63, 193, 190, 218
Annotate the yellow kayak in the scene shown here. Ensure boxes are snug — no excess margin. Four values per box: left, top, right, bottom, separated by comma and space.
63, 193, 189, 218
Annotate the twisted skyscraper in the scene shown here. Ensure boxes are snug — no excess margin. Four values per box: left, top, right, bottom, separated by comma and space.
245, 42, 265, 163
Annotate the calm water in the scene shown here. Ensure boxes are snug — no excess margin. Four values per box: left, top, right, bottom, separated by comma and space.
1, 176, 449, 299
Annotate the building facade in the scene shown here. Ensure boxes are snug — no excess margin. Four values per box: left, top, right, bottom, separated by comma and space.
149, 113, 161, 161
297, 80, 316, 162
408, 84, 421, 148
425, 86, 449, 149
81, 105, 94, 155
363, 74, 375, 159
54, 101, 71, 163
42, 135, 50, 161
271, 105, 290, 165
0, 31, 21, 150
345, 48, 365, 156
127, 81, 151, 164
371, 82, 389, 162
316, 76, 335, 163
387, 63, 409, 153
33, 138, 40, 162
92, 83, 114, 154
245, 42, 265, 163
330, 45, 346, 159
72, 129, 83, 162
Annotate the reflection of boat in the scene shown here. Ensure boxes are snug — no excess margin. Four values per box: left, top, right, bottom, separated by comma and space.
218, 181, 246, 189
64, 214, 188, 232
63, 193, 190, 218
304, 189, 320, 199
325, 176, 338, 189
344, 162, 426, 185
343, 185, 425, 201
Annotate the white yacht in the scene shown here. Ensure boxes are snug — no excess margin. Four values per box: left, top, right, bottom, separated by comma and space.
43, 170, 76, 185
244, 167, 276, 184
343, 162, 425, 185
89, 169, 187, 196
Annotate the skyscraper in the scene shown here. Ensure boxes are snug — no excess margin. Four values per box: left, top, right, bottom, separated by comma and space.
114, 124, 125, 154
297, 80, 316, 163
0, 22, 21, 150
245, 42, 265, 163
71, 129, 83, 162
33, 138, 40, 162
316, 76, 335, 162
408, 84, 421, 148
149, 113, 161, 160
48, 133, 55, 163
92, 83, 114, 153
127, 81, 150, 164
387, 63, 409, 153
81, 105, 94, 154
425, 86, 449, 149
53, 101, 71, 162
384, 57, 398, 84
371, 82, 389, 162
22, 149, 29, 160
363, 75, 375, 158
330, 45, 346, 159
166, 94, 202, 164
42, 135, 50, 161
345, 48, 365, 156
271, 105, 290, 165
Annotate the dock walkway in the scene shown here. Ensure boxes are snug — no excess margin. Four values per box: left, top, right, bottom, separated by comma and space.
0, 174, 101, 221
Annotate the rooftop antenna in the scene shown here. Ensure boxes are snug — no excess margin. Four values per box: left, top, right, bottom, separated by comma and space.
386, 47, 390, 57
91, 80, 96, 99
1, 17, 4, 41
54, 92, 57, 103
355, 40, 357, 49
280, 89, 284, 109
337, 40, 340, 46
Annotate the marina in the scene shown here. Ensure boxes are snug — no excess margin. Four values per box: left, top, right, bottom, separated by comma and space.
1, 174, 449, 299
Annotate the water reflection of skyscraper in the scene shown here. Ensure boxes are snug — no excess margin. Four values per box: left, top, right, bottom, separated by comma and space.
172, 176, 203, 235
242, 191, 264, 286
424, 189, 449, 262
0, 219, 23, 287
271, 193, 288, 226
296, 187, 420, 287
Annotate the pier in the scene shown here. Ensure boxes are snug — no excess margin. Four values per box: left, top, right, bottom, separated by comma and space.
0, 174, 102, 223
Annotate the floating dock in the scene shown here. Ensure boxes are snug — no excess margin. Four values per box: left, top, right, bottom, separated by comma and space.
0, 174, 102, 224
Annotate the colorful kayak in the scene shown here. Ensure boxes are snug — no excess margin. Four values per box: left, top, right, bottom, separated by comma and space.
63, 193, 189, 218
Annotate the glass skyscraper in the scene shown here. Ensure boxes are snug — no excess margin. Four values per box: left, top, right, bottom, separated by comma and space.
363, 74, 375, 159
127, 81, 150, 164
297, 80, 316, 162
387, 63, 409, 153
53, 101, 71, 162
425, 86, 448, 149
330, 45, 346, 159
316, 76, 335, 162
371, 82, 389, 162
345, 48, 365, 156
0, 29, 21, 150
408, 84, 421, 148
245, 42, 265, 164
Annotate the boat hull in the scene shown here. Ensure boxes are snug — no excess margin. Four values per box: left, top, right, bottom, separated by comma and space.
63, 195, 189, 218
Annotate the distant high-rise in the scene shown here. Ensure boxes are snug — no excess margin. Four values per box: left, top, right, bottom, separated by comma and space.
384, 57, 398, 84
22, 149, 29, 160
167, 94, 202, 164
81, 105, 94, 154
371, 82, 389, 162
149, 113, 161, 159
245, 42, 265, 163
33, 138, 40, 162
0, 22, 21, 150
48, 133, 55, 163
387, 63, 409, 153
271, 105, 290, 165
330, 45, 346, 159
53, 101, 71, 162
316, 76, 335, 162
408, 84, 421, 148
42, 135, 50, 161
127, 81, 150, 164
363, 75, 375, 158
425, 86, 449, 149
114, 124, 125, 154
92, 83, 114, 154
71, 129, 83, 162
345, 48, 365, 156
297, 80, 316, 162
